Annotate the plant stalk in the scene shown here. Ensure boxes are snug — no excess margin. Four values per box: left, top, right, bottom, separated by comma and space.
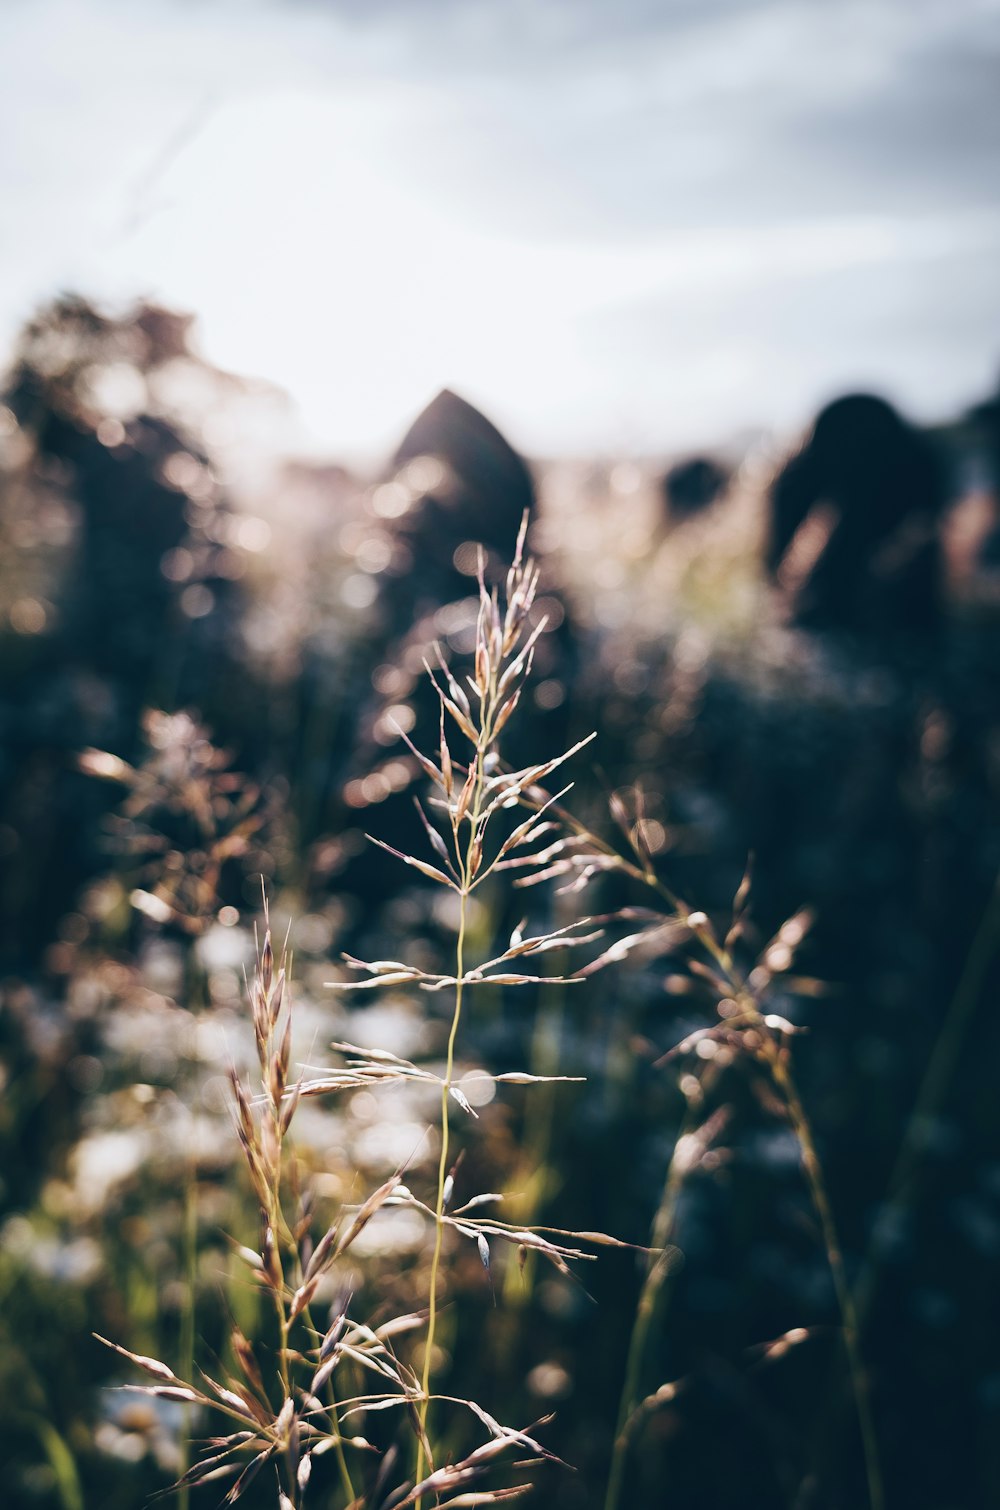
416, 888, 469, 1503
763, 1041, 883, 1510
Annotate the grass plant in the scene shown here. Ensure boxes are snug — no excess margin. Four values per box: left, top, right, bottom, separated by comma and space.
97, 519, 892, 1510
517, 799, 885, 1510
102, 518, 641, 1508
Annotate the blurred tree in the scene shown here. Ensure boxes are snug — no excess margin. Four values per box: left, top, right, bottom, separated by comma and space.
0, 295, 254, 968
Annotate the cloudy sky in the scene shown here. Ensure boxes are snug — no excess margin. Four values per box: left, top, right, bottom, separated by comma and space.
1, 0, 998, 457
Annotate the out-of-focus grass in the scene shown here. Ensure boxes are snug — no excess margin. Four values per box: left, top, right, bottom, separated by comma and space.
2, 306, 999, 1507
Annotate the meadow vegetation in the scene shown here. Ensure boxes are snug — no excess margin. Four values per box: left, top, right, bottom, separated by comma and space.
2, 298, 999, 1510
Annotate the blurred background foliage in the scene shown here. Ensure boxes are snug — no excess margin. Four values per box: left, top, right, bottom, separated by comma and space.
1, 294, 1000, 1509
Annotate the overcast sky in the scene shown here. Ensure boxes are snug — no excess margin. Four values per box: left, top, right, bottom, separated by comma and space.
1, 0, 998, 457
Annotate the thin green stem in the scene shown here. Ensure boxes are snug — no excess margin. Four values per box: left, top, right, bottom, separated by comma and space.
763, 1041, 883, 1510
302, 1299, 358, 1507
273, 1288, 304, 1509
604, 1121, 689, 1510
416, 667, 493, 1505
177, 1152, 198, 1510
595, 845, 878, 1509
264, 1058, 299, 1509
638, 860, 879, 1504
326, 1370, 357, 1507
415, 890, 469, 1503
277, 1307, 291, 1395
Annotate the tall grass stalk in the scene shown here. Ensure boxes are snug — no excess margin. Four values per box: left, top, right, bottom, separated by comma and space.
763, 1038, 882, 1510
603, 1105, 697, 1510
395, 519, 595, 1497
516, 797, 884, 1510
104, 519, 634, 1509
417, 891, 470, 1496
176, 1156, 198, 1510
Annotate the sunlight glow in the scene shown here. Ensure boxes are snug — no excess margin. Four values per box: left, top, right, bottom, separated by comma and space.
88, 90, 1000, 458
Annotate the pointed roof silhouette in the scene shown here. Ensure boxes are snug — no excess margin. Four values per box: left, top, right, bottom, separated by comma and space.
393, 388, 535, 533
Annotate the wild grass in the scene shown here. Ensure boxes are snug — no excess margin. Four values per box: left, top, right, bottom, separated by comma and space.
95, 537, 894, 1510
5, 296, 996, 1510
101, 518, 648, 1508
495, 782, 884, 1509
92, 514, 896, 1510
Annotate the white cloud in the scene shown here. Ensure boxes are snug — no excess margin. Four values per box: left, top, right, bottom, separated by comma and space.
1, 0, 997, 454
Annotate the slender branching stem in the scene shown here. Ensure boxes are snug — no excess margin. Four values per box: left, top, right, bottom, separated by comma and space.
682, 897, 882, 1510
416, 716, 489, 1502
567, 825, 881, 1510
416, 896, 468, 1499
762, 1039, 883, 1510
330, 1377, 356, 1507
177, 1150, 198, 1510
604, 1120, 689, 1510
300, 1297, 355, 1504
273, 1242, 301, 1507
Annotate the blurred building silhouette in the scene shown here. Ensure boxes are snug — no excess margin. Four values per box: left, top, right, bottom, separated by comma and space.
661, 454, 729, 526
766, 393, 946, 640
302, 387, 578, 924
387, 386, 538, 620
